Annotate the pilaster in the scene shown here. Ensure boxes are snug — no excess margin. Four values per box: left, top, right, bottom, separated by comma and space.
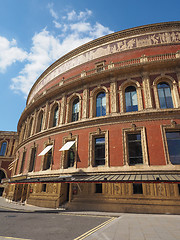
142, 72, 153, 109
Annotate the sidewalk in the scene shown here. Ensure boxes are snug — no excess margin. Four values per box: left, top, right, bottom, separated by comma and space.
84, 213, 180, 240
0, 197, 59, 212
0, 197, 180, 240
0, 197, 120, 216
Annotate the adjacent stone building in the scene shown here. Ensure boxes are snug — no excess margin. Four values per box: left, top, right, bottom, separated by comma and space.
7, 22, 180, 214
0, 131, 18, 196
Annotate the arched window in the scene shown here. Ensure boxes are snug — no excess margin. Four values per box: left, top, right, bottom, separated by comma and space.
125, 86, 138, 112
53, 106, 59, 127
37, 112, 43, 133
96, 92, 106, 117
27, 118, 33, 137
157, 82, 173, 109
0, 142, 7, 156
72, 98, 79, 122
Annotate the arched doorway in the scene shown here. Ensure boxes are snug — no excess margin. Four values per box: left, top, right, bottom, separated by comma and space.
0, 170, 6, 196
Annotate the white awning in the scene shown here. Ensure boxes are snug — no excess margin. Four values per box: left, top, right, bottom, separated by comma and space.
59, 141, 75, 151
38, 145, 53, 156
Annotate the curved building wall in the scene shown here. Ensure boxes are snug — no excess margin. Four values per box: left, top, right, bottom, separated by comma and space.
8, 22, 180, 213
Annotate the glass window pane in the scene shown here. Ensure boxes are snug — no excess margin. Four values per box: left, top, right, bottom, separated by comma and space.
95, 137, 105, 166
96, 92, 106, 117
166, 131, 180, 164
131, 91, 138, 106
128, 134, 143, 165
72, 99, 79, 122
0, 142, 7, 156
125, 86, 138, 112
158, 82, 173, 109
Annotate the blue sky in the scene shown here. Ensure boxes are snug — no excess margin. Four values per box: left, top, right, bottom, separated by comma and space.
0, 0, 179, 131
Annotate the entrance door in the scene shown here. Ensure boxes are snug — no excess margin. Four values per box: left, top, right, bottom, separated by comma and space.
59, 183, 70, 206
21, 184, 28, 202
0, 187, 4, 196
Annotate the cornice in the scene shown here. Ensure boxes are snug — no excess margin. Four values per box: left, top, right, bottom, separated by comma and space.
26, 21, 180, 106
18, 52, 180, 129
16, 108, 180, 151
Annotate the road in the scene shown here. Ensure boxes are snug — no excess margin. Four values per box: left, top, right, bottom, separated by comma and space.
0, 207, 114, 240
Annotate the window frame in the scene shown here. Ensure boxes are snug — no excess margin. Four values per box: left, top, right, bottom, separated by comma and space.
36, 110, 44, 133
72, 98, 80, 122
161, 123, 180, 165
40, 140, 54, 171
123, 126, 148, 166
27, 118, 33, 138
133, 183, 143, 194
127, 133, 143, 165
89, 129, 109, 168
61, 134, 78, 169
19, 149, 26, 174
153, 76, 180, 109
119, 80, 143, 113
95, 183, 103, 193
96, 91, 106, 117
28, 144, 38, 172
0, 141, 7, 156
52, 105, 59, 127
125, 86, 138, 112
95, 61, 105, 73
157, 82, 173, 109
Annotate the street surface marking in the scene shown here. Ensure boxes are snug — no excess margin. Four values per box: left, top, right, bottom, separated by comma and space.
0, 236, 31, 240
59, 212, 113, 218
74, 217, 116, 240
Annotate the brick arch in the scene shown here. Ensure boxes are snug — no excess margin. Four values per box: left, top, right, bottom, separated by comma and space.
153, 75, 180, 109
119, 79, 143, 113
48, 101, 61, 128
66, 93, 82, 123
0, 140, 8, 156
90, 86, 109, 118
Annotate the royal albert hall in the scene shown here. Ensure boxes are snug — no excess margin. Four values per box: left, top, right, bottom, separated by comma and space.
7, 21, 180, 214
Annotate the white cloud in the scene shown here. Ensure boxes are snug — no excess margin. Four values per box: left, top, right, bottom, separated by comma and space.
67, 9, 92, 21
10, 7, 113, 97
47, 3, 58, 20
70, 22, 92, 32
53, 20, 61, 29
90, 22, 113, 38
0, 36, 27, 73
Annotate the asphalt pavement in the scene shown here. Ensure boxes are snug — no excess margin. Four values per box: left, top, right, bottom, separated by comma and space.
0, 197, 180, 240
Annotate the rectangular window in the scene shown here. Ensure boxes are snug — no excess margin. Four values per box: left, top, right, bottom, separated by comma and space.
29, 147, 36, 172
178, 184, 180, 195
128, 133, 143, 165
95, 137, 105, 166
96, 63, 104, 72
42, 184, 46, 192
19, 151, 26, 174
95, 183, 102, 193
133, 183, 143, 194
43, 148, 52, 170
166, 131, 180, 165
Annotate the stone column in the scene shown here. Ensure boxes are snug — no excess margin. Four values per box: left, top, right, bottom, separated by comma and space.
119, 88, 124, 113
142, 72, 153, 109
172, 81, 180, 108
82, 87, 89, 119
32, 110, 38, 134
60, 95, 66, 125
110, 81, 118, 114
44, 101, 50, 130
7, 137, 13, 157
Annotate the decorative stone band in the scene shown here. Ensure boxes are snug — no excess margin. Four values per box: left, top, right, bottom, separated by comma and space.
29, 51, 179, 105
27, 30, 180, 105
9, 173, 180, 184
